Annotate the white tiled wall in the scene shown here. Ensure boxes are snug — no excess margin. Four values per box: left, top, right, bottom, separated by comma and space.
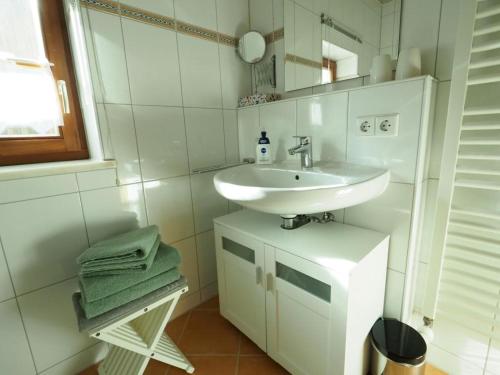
296, 93, 348, 161
0, 299, 38, 375
0, 1, 251, 373
237, 77, 434, 320
0, 194, 89, 295
346, 80, 425, 183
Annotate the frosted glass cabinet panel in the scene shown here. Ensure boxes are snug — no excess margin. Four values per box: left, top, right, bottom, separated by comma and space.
276, 262, 331, 303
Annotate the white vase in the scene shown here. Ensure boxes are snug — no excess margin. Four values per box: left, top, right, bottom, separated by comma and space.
396, 48, 422, 80
370, 54, 392, 84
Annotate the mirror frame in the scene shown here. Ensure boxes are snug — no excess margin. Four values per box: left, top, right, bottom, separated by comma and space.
237, 30, 266, 64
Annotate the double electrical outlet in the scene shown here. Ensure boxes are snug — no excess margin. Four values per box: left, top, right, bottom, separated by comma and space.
356, 114, 399, 137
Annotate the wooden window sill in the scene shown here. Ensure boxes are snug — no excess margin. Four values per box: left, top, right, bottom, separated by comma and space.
0, 159, 116, 181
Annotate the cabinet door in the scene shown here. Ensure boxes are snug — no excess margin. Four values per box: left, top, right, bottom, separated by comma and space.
215, 224, 267, 350
265, 246, 333, 375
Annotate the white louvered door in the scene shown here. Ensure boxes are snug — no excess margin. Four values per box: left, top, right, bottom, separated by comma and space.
427, 0, 500, 373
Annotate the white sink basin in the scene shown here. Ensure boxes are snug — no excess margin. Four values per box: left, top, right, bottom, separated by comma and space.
213, 161, 390, 216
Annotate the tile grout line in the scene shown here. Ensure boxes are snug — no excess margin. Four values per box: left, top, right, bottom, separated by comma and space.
0, 235, 38, 374
164, 307, 192, 375
39, 342, 102, 375
432, 0, 445, 78
0, 189, 85, 206
214, 0, 234, 216
75, 173, 92, 248
235, 330, 242, 375
170, 0, 207, 301
95, 102, 240, 111
116, 7, 150, 226
214, 0, 233, 168
174, 309, 193, 373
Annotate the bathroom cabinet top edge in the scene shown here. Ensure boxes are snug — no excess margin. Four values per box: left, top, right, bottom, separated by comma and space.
214, 209, 389, 272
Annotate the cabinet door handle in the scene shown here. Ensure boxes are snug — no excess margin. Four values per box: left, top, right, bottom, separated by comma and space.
266, 273, 273, 291
256, 266, 263, 285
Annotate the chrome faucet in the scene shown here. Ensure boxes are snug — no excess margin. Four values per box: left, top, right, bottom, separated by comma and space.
288, 136, 313, 169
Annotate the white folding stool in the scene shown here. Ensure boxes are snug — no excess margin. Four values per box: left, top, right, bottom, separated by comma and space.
73, 277, 195, 375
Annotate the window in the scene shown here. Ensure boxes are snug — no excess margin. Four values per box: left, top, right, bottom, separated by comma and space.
322, 58, 337, 84
0, 0, 88, 166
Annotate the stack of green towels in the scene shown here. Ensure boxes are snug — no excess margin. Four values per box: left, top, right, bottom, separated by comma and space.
77, 225, 181, 319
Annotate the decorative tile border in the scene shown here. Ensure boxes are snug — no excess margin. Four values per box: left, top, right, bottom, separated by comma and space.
218, 34, 238, 48
285, 53, 322, 69
264, 28, 284, 44
120, 4, 176, 30
80, 0, 238, 47
80, 0, 119, 15
177, 21, 218, 43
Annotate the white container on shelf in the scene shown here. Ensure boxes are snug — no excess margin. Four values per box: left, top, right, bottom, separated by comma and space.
396, 48, 422, 80
370, 54, 392, 84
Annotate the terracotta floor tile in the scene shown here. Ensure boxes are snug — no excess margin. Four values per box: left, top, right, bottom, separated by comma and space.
165, 312, 189, 344
238, 356, 290, 375
194, 296, 219, 310
240, 334, 266, 356
178, 310, 240, 354
144, 359, 169, 375
78, 364, 98, 375
78, 295, 448, 375
168, 356, 237, 375
425, 364, 448, 375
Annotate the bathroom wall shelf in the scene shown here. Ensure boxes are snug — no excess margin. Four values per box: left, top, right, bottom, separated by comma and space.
191, 159, 254, 174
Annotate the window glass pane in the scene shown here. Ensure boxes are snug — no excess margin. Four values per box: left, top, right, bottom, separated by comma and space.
222, 237, 255, 264
0, 0, 62, 138
276, 262, 331, 302
0, 62, 62, 137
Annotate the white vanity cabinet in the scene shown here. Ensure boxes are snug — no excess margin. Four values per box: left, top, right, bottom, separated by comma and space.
214, 210, 390, 375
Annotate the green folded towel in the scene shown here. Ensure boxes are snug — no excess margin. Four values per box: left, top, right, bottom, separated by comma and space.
80, 236, 160, 277
80, 267, 181, 319
78, 225, 160, 276
80, 242, 181, 303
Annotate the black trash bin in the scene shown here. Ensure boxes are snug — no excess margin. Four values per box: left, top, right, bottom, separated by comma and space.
370, 317, 427, 375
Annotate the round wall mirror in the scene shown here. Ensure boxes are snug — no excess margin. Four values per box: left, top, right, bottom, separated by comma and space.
238, 31, 266, 64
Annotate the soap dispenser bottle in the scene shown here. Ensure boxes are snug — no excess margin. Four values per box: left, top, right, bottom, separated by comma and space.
256, 131, 272, 164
